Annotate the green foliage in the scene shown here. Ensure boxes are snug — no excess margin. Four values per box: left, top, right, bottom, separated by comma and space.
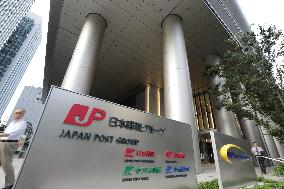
205, 25, 284, 143
197, 178, 284, 189
242, 177, 284, 189
197, 179, 218, 189
273, 163, 284, 176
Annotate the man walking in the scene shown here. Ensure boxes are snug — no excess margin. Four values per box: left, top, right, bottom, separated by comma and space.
0, 109, 27, 189
251, 142, 267, 174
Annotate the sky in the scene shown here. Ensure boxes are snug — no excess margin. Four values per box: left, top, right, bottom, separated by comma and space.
1, 0, 284, 122
237, 0, 284, 31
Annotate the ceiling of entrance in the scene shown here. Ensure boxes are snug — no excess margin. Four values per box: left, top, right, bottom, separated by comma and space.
45, 0, 233, 101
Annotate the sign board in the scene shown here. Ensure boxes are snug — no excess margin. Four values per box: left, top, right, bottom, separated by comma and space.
15, 86, 197, 189
210, 131, 257, 189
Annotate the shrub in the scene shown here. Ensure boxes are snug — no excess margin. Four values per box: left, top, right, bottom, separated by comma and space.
273, 163, 284, 176
242, 177, 284, 189
198, 179, 218, 189
197, 177, 284, 189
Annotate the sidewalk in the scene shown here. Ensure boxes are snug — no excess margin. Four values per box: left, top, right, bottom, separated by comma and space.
0, 159, 282, 188
0, 158, 23, 188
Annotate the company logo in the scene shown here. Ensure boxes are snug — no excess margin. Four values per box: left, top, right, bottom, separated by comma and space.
64, 104, 106, 127
123, 165, 161, 176
124, 148, 155, 158
165, 165, 190, 173
219, 144, 252, 164
164, 151, 185, 159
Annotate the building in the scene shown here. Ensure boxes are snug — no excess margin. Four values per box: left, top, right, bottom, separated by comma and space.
0, 13, 42, 117
0, 0, 34, 49
7, 86, 44, 129
43, 0, 284, 171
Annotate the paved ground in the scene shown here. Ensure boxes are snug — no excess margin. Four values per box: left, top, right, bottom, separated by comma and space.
0, 159, 23, 188
0, 159, 282, 188
196, 163, 284, 183
196, 163, 217, 182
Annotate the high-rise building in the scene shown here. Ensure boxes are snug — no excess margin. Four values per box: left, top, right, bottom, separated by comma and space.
7, 86, 44, 129
0, 13, 41, 117
0, 0, 34, 49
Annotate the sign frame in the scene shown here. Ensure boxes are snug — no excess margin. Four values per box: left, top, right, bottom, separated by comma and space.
210, 131, 257, 189
14, 86, 197, 189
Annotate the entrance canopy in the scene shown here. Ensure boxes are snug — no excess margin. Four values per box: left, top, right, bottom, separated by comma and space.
43, 0, 247, 101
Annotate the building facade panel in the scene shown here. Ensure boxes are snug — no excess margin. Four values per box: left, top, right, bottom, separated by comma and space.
43, 0, 236, 101
204, 0, 249, 35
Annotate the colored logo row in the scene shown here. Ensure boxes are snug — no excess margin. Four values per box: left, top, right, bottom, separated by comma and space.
123, 165, 190, 176
124, 148, 186, 159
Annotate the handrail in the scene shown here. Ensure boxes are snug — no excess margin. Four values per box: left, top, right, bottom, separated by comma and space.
276, 157, 284, 162
256, 156, 284, 164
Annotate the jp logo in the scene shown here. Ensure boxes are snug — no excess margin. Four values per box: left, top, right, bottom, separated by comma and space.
219, 144, 252, 164
63, 104, 106, 127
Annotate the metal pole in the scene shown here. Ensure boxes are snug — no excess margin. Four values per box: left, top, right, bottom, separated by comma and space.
260, 127, 280, 166
239, 118, 268, 165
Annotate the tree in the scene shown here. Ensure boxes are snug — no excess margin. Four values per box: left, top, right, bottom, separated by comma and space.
205, 25, 284, 143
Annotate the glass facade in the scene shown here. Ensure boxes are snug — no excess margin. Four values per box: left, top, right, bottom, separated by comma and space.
0, 17, 34, 81
0, 0, 33, 49
0, 14, 41, 117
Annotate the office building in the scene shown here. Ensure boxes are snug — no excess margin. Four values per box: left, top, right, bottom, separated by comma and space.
7, 86, 44, 129
43, 0, 284, 170
0, 14, 42, 117
0, 0, 34, 49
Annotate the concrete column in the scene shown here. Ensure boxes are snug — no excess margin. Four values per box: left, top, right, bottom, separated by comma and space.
162, 14, 201, 172
239, 118, 269, 165
269, 121, 284, 159
274, 137, 284, 159
239, 119, 266, 150
61, 14, 106, 94
260, 127, 280, 164
205, 55, 242, 138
